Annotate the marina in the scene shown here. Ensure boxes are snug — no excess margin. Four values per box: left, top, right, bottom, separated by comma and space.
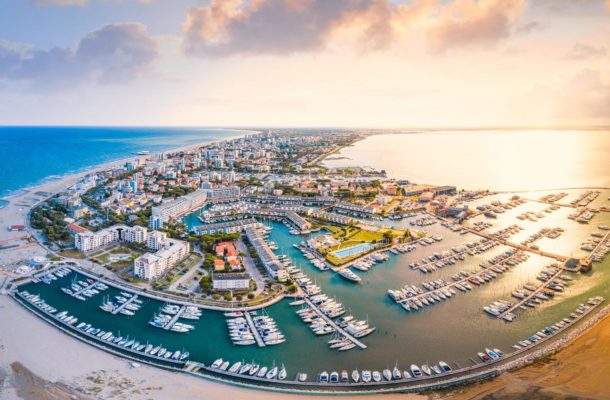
10, 278, 607, 392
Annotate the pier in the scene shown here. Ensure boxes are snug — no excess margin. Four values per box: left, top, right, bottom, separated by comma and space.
244, 311, 267, 347
583, 230, 610, 265
111, 294, 139, 315
395, 250, 525, 305
497, 268, 564, 320
164, 306, 186, 330
71, 280, 99, 298
462, 227, 569, 261
303, 297, 367, 349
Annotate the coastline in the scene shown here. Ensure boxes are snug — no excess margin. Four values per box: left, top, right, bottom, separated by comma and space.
0, 128, 255, 202
0, 129, 254, 266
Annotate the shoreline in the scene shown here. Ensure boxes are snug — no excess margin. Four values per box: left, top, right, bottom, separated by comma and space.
0, 128, 255, 202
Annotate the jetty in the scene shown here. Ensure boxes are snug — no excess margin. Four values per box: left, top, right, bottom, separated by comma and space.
303, 297, 367, 349
71, 281, 98, 298
396, 250, 524, 305
244, 311, 266, 347
164, 306, 186, 330
497, 268, 564, 320
112, 295, 139, 315
583, 230, 610, 265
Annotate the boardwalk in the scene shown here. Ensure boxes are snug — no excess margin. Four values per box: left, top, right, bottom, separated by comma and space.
303, 297, 367, 349
164, 306, 186, 330
244, 311, 266, 347
111, 294, 139, 315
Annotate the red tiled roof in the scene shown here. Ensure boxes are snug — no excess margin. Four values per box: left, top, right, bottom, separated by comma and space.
67, 223, 89, 234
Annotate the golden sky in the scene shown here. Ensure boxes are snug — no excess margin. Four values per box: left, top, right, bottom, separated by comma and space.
1, 0, 608, 127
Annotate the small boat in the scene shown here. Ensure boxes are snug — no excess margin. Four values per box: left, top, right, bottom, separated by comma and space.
266, 366, 278, 379
438, 361, 452, 372
361, 370, 372, 382
211, 358, 223, 369
352, 369, 360, 382
382, 369, 392, 381
410, 364, 422, 377
421, 364, 432, 376
372, 371, 382, 382
338, 268, 361, 283
278, 365, 287, 380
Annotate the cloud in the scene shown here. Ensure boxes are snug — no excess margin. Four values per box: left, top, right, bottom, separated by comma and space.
32, 0, 86, 5
31, 0, 154, 5
426, 0, 526, 53
183, 0, 527, 57
554, 69, 610, 121
0, 23, 159, 88
565, 43, 607, 60
183, 0, 379, 56
516, 20, 544, 34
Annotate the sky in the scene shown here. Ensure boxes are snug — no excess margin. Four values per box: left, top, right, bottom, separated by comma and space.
0, 0, 608, 128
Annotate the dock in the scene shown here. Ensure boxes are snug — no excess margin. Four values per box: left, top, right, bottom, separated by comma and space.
111, 295, 139, 315
583, 230, 610, 265
497, 268, 563, 319
164, 306, 186, 330
396, 250, 525, 305
71, 281, 98, 298
244, 311, 266, 347
303, 297, 367, 349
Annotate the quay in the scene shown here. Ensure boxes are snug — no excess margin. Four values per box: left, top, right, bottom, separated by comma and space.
303, 297, 367, 349
244, 311, 266, 347
62, 264, 285, 312
111, 294, 139, 315
164, 306, 186, 330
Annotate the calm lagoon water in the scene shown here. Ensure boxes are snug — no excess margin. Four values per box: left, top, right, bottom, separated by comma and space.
324, 130, 610, 191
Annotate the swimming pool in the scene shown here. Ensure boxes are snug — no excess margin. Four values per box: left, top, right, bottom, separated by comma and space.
332, 243, 373, 258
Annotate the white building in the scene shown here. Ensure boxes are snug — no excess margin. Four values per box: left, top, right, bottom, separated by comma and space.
134, 233, 190, 281
202, 186, 240, 202
150, 189, 208, 226
74, 225, 146, 253
212, 273, 251, 291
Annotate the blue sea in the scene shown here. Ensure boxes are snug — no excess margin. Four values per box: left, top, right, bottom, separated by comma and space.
0, 127, 252, 200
